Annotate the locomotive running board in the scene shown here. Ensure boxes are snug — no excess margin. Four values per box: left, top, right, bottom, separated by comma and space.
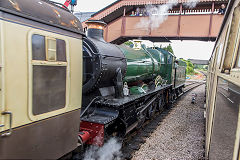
81, 106, 119, 125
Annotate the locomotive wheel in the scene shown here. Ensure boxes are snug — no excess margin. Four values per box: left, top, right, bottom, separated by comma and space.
180, 87, 183, 94
157, 97, 164, 113
147, 103, 156, 119
171, 90, 177, 101
136, 111, 147, 129
173, 91, 177, 100
165, 91, 172, 109
175, 89, 179, 99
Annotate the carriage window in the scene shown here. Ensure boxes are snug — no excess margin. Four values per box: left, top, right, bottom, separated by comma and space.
32, 34, 46, 60
46, 38, 57, 61
57, 39, 66, 62
222, 6, 240, 71
32, 35, 67, 62
234, 43, 240, 68
31, 34, 67, 115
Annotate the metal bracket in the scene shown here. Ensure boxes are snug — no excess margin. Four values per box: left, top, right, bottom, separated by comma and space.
1, 111, 12, 137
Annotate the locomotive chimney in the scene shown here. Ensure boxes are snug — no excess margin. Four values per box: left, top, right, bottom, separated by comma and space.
85, 20, 106, 41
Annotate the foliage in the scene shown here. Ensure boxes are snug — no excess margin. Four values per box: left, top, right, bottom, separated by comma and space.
194, 64, 208, 71
163, 44, 174, 54
124, 41, 133, 47
179, 58, 195, 75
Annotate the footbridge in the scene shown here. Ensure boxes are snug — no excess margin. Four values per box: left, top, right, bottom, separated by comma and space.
83, 0, 228, 44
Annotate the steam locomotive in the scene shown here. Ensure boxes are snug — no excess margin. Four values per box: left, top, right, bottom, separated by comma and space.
79, 20, 186, 147
0, 0, 186, 158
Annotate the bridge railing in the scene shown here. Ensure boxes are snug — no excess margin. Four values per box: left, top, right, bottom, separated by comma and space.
128, 8, 222, 16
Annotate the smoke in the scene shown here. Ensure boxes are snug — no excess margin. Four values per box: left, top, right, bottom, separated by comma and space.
183, 0, 200, 9
136, 0, 178, 31
136, 0, 200, 30
83, 138, 122, 160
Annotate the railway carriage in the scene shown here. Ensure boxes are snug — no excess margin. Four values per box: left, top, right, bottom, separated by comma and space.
0, 0, 84, 158
206, 0, 240, 159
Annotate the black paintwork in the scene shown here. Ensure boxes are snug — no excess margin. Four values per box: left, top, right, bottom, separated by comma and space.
81, 23, 176, 137
81, 84, 171, 136
83, 29, 127, 94
0, 0, 84, 35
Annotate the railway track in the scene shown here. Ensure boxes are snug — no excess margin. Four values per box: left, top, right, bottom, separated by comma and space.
121, 81, 205, 159
184, 81, 205, 93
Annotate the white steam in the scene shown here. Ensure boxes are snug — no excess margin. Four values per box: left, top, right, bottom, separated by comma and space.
83, 138, 122, 160
183, 0, 200, 8
136, 0, 178, 31
136, 0, 200, 30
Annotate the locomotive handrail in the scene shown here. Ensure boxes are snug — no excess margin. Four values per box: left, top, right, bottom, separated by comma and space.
83, 39, 98, 54
46, 0, 71, 12
80, 97, 101, 118
1, 111, 13, 137
102, 55, 126, 60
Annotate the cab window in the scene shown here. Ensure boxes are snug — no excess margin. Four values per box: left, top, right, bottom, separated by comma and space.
160, 53, 165, 64
167, 55, 172, 64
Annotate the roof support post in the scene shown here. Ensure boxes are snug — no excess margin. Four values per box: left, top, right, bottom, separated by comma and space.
148, 20, 152, 36
121, 7, 126, 36
123, 7, 126, 16
177, 3, 183, 38
105, 25, 108, 42
208, 2, 215, 38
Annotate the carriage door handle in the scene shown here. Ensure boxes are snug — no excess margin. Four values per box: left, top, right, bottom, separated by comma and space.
1, 111, 12, 137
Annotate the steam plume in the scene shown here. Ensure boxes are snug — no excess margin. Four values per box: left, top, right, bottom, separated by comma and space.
136, 0, 200, 30
136, 0, 178, 31
83, 138, 122, 160
183, 0, 200, 8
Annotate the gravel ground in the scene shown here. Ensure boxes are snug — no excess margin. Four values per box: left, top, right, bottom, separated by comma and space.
132, 85, 206, 160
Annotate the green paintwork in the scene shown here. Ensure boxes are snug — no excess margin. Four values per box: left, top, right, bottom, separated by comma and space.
174, 60, 187, 88
146, 48, 165, 76
117, 45, 186, 95
130, 86, 146, 94
155, 47, 175, 85
118, 45, 158, 83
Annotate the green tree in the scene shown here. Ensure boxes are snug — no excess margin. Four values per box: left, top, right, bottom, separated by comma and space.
181, 59, 195, 75
163, 44, 174, 54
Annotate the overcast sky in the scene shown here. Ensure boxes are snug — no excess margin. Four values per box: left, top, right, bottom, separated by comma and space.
52, 0, 116, 12
53, 0, 215, 60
